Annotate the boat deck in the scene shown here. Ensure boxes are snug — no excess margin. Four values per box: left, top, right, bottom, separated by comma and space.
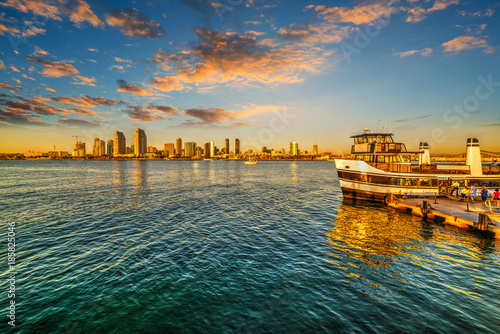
387, 195, 500, 238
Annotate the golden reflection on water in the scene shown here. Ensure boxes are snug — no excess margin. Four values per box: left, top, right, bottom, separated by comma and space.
327, 201, 500, 302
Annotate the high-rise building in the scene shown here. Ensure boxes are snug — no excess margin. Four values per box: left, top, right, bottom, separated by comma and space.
134, 128, 147, 156
93, 138, 101, 156
225, 138, 229, 154
235, 138, 240, 154
147, 146, 157, 153
313, 144, 318, 156
164, 143, 175, 157
290, 142, 298, 156
113, 131, 126, 156
204, 141, 214, 157
99, 140, 105, 156
107, 140, 113, 156
196, 146, 202, 157
176, 138, 182, 156
185, 142, 196, 157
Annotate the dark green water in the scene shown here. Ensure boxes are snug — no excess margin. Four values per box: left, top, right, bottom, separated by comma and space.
1, 160, 499, 333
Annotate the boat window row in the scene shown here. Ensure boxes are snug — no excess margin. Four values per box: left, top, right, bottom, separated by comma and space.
353, 136, 394, 144
354, 155, 410, 163
338, 171, 439, 187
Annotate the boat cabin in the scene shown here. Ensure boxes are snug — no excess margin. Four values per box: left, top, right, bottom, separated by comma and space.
351, 129, 410, 163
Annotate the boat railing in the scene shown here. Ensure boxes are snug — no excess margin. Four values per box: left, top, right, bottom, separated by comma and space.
366, 162, 412, 173
411, 164, 470, 174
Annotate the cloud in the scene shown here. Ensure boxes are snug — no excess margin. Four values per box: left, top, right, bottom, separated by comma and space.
148, 76, 185, 92
124, 106, 165, 122
87, 48, 98, 52
0, 0, 103, 28
116, 79, 153, 95
277, 23, 354, 45
312, 1, 395, 25
50, 95, 127, 108
0, 60, 4, 69
9, 65, 20, 72
442, 36, 494, 54
0, 108, 42, 125
183, 107, 232, 123
57, 118, 103, 127
26, 54, 79, 77
62, 0, 104, 28
46, 87, 56, 93
114, 57, 131, 63
0, 83, 20, 91
34, 46, 49, 55
0, 23, 21, 36
105, 8, 164, 39
406, 0, 459, 23
393, 47, 432, 57
148, 28, 332, 88
21, 25, 46, 37
0, 0, 62, 21
1, 96, 68, 116
72, 75, 96, 86
109, 65, 124, 72
68, 107, 100, 117
144, 105, 177, 115
22, 73, 35, 80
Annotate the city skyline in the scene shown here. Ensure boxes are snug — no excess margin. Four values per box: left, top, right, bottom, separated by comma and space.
1, 0, 500, 154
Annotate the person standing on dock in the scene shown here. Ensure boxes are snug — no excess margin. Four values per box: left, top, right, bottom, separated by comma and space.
460, 186, 469, 201
480, 186, 489, 202
470, 184, 477, 203
493, 189, 500, 207
451, 181, 460, 197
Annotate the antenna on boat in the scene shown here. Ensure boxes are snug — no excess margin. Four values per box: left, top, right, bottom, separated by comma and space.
383, 120, 388, 132
378, 119, 381, 132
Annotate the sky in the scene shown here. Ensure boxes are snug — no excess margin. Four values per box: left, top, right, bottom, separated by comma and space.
0, 0, 499, 154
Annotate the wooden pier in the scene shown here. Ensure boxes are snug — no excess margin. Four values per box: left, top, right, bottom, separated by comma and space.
386, 194, 500, 238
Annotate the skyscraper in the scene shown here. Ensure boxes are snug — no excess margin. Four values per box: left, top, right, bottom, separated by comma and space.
113, 131, 126, 156
235, 138, 240, 155
164, 143, 175, 157
184, 142, 196, 157
290, 142, 298, 156
176, 138, 182, 156
313, 144, 318, 156
134, 128, 147, 156
204, 141, 214, 157
225, 138, 229, 154
99, 140, 105, 156
107, 140, 113, 156
93, 138, 100, 157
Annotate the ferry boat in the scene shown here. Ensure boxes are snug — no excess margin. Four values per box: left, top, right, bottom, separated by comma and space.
334, 129, 500, 202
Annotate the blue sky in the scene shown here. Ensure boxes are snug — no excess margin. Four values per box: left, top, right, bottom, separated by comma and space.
0, 0, 499, 154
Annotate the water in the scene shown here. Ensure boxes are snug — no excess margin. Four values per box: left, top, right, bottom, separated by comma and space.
1, 160, 499, 333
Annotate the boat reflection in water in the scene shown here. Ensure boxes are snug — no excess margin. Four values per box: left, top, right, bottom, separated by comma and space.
326, 200, 499, 305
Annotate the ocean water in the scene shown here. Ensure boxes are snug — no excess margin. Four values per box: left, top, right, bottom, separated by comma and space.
1, 160, 499, 334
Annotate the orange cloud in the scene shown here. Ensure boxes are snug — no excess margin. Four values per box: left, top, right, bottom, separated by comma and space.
0, 61, 5, 70
46, 87, 56, 93
148, 76, 185, 92
0, 0, 62, 21
50, 95, 127, 108
10, 65, 20, 72
0, 83, 20, 91
150, 28, 331, 88
406, 0, 459, 23
64, 0, 103, 28
105, 8, 164, 39
72, 75, 96, 86
0, 23, 21, 36
393, 47, 432, 57
278, 23, 355, 45
184, 108, 232, 123
312, 1, 395, 25
26, 54, 79, 77
116, 79, 153, 95
442, 36, 494, 54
